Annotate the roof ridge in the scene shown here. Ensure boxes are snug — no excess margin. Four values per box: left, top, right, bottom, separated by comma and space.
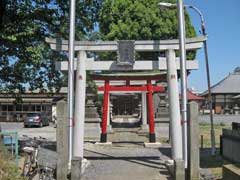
201, 73, 231, 95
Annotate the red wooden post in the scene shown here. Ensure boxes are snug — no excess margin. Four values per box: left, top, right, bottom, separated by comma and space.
147, 80, 156, 142
100, 80, 109, 142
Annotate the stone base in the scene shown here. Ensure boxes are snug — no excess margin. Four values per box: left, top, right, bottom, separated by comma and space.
174, 159, 185, 180
165, 160, 174, 176
85, 118, 101, 123
165, 159, 185, 180
107, 125, 114, 134
81, 158, 90, 174
141, 124, 149, 130
137, 124, 149, 135
95, 142, 112, 147
144, 142, 161, 148
69, 158, 90, 179
223, 164, 240, 180
84, 123, 101, 139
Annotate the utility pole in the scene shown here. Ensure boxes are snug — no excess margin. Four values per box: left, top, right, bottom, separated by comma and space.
177, 0, 188, 168
201, 19, 216, 155
67, 0, 76, 167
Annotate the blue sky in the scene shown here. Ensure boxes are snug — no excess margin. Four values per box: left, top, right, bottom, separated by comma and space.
185, 0, 240, 92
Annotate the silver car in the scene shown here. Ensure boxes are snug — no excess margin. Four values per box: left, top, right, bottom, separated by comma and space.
24, 113, 49, 128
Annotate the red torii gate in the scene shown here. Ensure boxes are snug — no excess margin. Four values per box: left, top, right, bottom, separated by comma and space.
92, 73, 166, 143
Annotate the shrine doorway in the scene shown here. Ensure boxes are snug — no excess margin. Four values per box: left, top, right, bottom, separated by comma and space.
111, 94, 141, 128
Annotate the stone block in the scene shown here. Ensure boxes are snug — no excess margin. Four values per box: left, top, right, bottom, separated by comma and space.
138, 124, 149, 135
71, 157, 82, 180
222, 128, 240, 163
81, 158, 90, 174
165, 159, 174, 176
84, 123, 101, 140
232, 122, 240, 131
144, 142, 161, 148
174, 159, 185, 180
223, 164, 240, 180
222, 138, 233, 161
85, 118, 101, 123
95, 142, 112, 147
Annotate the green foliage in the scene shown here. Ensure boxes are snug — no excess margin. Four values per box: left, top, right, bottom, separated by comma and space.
0, 0, 198, 98
99, 0, 197, 59
0, 142, 24, 180
0, 0, 101, 95
87, 72, 98, 95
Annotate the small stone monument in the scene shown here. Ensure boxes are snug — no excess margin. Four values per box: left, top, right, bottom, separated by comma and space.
154, 93, 169, 118
84, 93, 101, 140
85, 98, 100, 119
233, 104, 240, 115
224, 105, 231, 115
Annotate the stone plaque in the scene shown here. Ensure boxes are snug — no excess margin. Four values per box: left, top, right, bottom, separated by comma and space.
117, 40, 135, 66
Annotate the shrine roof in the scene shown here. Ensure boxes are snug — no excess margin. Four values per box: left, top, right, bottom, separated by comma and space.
180, 90, 204, 101
91, 71, 167, 81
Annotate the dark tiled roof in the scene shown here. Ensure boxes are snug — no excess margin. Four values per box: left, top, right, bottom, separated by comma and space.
202, 68, 240, 95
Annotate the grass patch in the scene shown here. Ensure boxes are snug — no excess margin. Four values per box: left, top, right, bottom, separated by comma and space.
0, 141, 24, 180
199, 123, 231, 148
199, 123, 232, 179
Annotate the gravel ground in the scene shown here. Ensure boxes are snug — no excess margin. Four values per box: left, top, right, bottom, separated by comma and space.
82, 127, 172, 180
199, 114, 240, 125
1, 122, 172, 179
2, 118, 228, 180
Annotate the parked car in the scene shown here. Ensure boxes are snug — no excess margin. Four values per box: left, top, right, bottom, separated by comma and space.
24, 113, 49, 128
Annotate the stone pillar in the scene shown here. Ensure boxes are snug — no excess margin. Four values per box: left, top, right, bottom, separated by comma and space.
187, 102, 200, 180
167, 49, 183, 160
56, 100, 68, 180
141, 92, 148, 130
71, 157, 82, 180
73, 51, 86, 158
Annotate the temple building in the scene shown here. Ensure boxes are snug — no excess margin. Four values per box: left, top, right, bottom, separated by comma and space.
202, 67, 240, 114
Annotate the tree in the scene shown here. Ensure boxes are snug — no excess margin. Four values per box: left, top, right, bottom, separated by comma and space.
0, 0, 101, 97
99, 0, 196, 60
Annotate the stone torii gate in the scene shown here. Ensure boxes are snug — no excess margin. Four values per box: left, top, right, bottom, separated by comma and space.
46, 36, 205, 162
92, 72, 166, 143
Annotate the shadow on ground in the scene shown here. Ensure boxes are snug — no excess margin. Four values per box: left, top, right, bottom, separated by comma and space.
200, 148, 223, 168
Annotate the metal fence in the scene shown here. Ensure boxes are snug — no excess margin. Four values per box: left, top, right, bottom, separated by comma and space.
0, 131, 19, 167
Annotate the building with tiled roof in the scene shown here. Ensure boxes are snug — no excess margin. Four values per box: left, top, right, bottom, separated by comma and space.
202, 67, 240, 114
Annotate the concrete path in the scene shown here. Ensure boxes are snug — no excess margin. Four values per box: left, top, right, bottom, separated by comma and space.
83, 143, 172, 180
83, 127, 172, 180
